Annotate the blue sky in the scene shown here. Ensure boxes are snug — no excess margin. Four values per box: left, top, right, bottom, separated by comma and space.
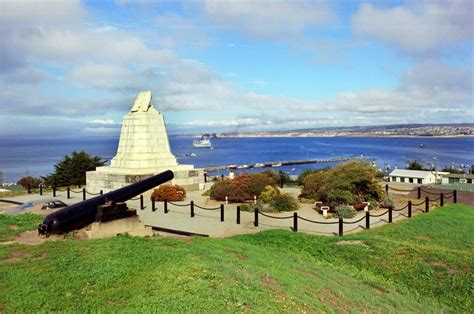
0, 0, 472, 138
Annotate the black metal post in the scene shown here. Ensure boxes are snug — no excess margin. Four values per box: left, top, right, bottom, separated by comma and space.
388, 207, 393, 223
417, 187, 421, 199
293, 212, 298, 232
365, 211, 370, 229
27, 184, 31, 194
236, 206, 241, 224
40, 184, 43, 195
425, 196, 429, 213
67, 187, 70, 199
191, 201, 195, 217
338, 218, 343, 236
164, 200, 168, 213
453, 190, 457, 204
82, 188, 86, 201
220, 204, 224, 222
100, 190, 103, 195
152, 199, 156, 212
440, 193, 444, 207
140, 195, 144, 210
221, 174, 224, 181
408, 200, 412, 218
254, 208, 259, 227
385, 184, 389, 195
53, 186, 56, 197
204, 173, 207, 183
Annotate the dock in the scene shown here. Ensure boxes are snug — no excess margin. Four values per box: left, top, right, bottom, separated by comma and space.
204, 157, 362, 172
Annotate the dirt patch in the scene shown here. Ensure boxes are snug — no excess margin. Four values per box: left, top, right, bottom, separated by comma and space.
416, 236, 431, 241
227, 250, 248, 260
316, 288, 352, 313
428, 261, 458, 276
8, 225, 18, 230
1, 251, 33, 264
261, 274, 286, 299
1, 230, 63, 246
296, 269, 321, 280
336, 240, 369, 248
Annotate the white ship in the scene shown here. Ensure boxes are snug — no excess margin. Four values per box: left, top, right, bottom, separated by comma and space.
193, 134, 212, 148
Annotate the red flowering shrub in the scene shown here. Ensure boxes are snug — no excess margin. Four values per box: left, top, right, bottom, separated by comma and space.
210, 172, 278, 202
151, 184, 186, 202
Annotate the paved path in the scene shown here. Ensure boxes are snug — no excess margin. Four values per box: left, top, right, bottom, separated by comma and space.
1, 185, 430, 238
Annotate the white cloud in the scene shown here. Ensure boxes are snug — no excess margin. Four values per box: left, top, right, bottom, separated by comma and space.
352, 1, 473, 56
204, 0, 334, 39
90, 119, 116, 125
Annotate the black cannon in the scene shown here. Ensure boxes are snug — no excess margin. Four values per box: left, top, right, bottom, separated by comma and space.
38, 170, 174, 235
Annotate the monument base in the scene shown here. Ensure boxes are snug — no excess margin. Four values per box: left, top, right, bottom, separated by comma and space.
86, 165, 205, 194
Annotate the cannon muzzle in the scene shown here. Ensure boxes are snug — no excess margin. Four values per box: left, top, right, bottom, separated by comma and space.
38, 170, 174, 235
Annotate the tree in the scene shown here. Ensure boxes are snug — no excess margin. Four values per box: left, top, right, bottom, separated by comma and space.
440, 167, 465, 174
300, 161, 383, 208
42, 151, 105, 187
406, 160, 426, 170
17, 176, 42, 189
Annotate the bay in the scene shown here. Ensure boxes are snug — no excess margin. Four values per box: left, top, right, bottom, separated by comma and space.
0, 136, 473, 183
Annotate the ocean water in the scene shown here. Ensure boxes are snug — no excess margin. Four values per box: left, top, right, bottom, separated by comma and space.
0, 136, 473, 182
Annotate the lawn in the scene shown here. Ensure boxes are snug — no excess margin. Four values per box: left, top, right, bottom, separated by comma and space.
1, 204, 473, 312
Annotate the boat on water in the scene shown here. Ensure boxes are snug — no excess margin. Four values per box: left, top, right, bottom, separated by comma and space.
272, 162, 283, 167
254, 163, 264, 168
419, 144, 425, 148
237, 165, 249, 169
193, 134, 212, 148
185, 152, 197, 157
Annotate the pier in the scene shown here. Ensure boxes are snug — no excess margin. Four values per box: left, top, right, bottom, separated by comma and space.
204, 157, 362, 172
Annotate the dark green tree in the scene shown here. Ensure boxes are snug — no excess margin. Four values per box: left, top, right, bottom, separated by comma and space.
17, 176, 42, 189
406, 160, 426, 170
42, 151, 105, 187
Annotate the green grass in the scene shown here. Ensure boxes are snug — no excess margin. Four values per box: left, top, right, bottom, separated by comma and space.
0, 213, 43, 241
1, 204, 473, 312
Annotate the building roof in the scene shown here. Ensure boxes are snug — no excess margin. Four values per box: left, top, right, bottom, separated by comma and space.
389, 169, 435, 179
443, 173, 474, 179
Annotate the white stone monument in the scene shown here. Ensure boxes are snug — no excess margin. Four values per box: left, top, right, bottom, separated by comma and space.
86, 91, 204, 193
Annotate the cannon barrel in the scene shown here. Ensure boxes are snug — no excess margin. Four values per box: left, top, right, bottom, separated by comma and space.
38, 170, 174, 235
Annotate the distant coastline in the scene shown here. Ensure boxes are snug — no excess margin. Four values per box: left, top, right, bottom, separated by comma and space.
205, 123, 474, 139
217, 133, 474, 138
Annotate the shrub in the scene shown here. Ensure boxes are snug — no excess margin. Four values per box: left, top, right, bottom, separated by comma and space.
297, 169, 316, 186
240, 203, 257, 212
201, 189, 211, 197
210, 172, 278, 202
379, 196, 394, 210
300, 161, 383, 209
335, 205, 356, 218
210, 180, 233, 201
269, 193, 299, 212
259, 185, 280, 203
17, 176, 42, 189
298, 197, 315, 204
151, 184, 186, 202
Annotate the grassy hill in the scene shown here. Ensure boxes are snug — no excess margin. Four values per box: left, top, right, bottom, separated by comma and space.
1, 204, 473, 312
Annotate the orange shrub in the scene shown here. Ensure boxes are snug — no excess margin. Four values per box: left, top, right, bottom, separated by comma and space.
151, 184, 186, 202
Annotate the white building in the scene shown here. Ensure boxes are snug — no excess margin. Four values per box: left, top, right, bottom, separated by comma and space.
388, 169, 436, 184
441, 173, 474, 185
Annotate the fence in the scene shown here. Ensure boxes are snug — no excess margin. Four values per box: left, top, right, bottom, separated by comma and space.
26, 184, 147, 210
25, 183, 458, 237
150, 200, 226, 222
250, 188, 456, 236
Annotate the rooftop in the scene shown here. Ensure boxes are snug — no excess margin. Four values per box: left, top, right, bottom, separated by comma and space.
389, 169, 434, 179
